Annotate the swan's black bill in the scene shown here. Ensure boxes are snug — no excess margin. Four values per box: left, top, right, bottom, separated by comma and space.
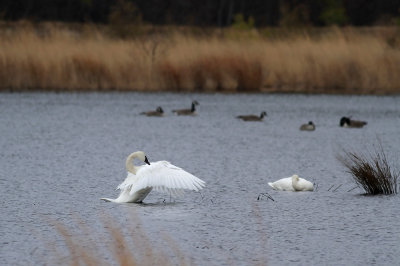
144, 156, 151, 165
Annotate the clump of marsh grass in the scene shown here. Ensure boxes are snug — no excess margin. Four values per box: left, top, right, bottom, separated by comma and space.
337, 143, 398, 195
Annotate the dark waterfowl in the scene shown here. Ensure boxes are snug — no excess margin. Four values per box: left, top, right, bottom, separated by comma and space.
140, 106, 164, 117
237, 111, 267, 121
172, 101, 199, 116
300, 121, 315, 131
340, 117, 367, 128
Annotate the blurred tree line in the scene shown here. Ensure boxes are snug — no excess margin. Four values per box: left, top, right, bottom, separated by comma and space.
0, 0, 399, 27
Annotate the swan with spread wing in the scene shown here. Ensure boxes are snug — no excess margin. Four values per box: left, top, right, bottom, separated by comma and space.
101, 151, 205, 203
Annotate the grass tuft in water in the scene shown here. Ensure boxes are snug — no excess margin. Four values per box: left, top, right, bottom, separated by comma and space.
337, 143, 398, 195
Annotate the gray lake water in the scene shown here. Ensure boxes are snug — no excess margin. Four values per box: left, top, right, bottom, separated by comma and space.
1, 92, 400, 265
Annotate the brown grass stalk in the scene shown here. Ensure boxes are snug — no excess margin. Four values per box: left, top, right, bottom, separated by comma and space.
54, 214, 188, 266
337, 143, 399, 195
1, 22, 400, 93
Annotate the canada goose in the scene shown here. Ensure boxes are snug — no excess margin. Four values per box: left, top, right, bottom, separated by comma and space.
172, 101, 199, 116
268, 175, 313, 192
140, 106, 164, 117
236, 111, 267, 121
101, 151, 206, 203
300, 121, 315, 131
340, 117, 367, 128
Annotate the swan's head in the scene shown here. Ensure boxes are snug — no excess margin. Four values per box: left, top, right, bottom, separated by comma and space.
136, 151, 151, 165
156, 107, 164, 113
340, 117, 350, 127
291, 174, 300, 183
260, 111, 267, 118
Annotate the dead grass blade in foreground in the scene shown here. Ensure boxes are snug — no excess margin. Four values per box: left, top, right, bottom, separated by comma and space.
54, 215, 188, 266
337, 143, 398, 195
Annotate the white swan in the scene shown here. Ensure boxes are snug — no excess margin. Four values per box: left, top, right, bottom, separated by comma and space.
268, 174, 313, 192
101, 151, 206, 203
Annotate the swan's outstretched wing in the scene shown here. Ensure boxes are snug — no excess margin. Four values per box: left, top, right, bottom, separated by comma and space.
129, 161, 205, 196
116, 172, 140, 191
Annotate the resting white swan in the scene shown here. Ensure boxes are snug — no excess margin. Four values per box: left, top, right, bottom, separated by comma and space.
268, 174, 313, 192
101, 151, 205, 203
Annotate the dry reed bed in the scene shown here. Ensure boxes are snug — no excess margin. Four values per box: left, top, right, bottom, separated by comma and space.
1, 24, 400, 93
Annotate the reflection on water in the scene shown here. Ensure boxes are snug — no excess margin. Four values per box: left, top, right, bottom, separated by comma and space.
1, 93, 400, 265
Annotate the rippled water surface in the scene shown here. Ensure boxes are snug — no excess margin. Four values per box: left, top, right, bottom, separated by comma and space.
1, 93, 400, 265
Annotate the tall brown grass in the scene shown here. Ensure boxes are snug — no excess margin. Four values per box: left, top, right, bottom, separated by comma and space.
1, 22, 400, 93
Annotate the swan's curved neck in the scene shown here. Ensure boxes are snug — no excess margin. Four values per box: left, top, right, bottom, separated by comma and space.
126, 152, 140, 174
292, 175, 299, 190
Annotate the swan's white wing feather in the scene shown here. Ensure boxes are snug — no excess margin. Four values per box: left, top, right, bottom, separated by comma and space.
297, 177, 314, 191
129, 161, 205, 196
268, 177, 295, 191
116, 172, 139, 190
116, 164, 149, 190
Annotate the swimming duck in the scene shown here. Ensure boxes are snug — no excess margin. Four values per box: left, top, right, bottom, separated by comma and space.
300, 121, 315, 131
172, 101, 199, 116
340, 117, 367, 128
236, 111, 267, 121
140, 106, 164, 117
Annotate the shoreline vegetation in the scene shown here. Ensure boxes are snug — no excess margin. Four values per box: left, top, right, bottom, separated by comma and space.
1, 21, 400, 94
